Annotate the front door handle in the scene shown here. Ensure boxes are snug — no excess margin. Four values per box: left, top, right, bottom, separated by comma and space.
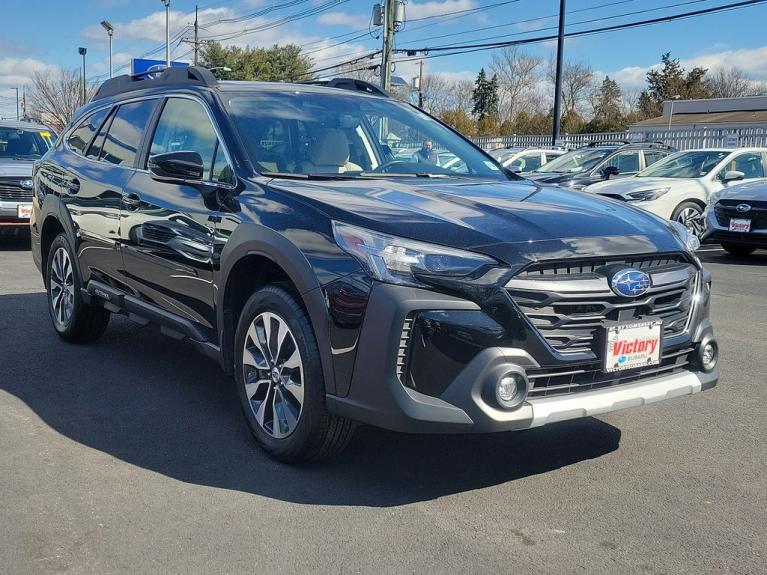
121, 193, 142, 210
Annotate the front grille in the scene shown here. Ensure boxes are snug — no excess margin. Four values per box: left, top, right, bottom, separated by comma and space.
714, 200, 767, 230
507, 254, 697, 356
0, 177, 32, 201
526, 346, 694, 397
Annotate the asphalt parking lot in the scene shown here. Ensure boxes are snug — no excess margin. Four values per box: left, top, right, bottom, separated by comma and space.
1, 236, 765, 575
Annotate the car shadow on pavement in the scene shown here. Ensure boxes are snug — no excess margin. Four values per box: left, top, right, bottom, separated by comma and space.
0, 234, 32, 251
0, 292, 621, 507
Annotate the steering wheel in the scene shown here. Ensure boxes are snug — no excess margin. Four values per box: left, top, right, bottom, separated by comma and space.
372, 160, 414, 173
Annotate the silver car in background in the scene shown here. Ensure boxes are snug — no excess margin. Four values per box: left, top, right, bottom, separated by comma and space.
0, 121, 55, 234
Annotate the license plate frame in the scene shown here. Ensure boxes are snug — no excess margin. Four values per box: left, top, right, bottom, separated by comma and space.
17, 203, 32, 219
603, 319, 663, 373
729, 218, 751, 232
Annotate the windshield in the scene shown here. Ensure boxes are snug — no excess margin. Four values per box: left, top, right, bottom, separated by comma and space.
225, 91, 505, 180
637, 150, 730, 178
533, 148, 612, 174
0, 127, 54, 159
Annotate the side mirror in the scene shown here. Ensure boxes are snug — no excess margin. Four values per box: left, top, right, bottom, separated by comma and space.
602, 166, 620, 180
149, 151, 204, 184
508, 165, 522, 174
722, 170, 745, 184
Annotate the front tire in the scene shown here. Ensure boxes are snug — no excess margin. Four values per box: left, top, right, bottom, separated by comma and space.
45, 233, 110, 343
721, 242, 756, 256
671, 201, 705, 237
234, 286, 354, 463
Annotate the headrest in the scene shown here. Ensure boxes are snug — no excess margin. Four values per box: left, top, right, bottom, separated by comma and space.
309, 129, 349, 167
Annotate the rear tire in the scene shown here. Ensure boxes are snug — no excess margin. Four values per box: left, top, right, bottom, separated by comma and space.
45, 233, 110, 343
234, 285, 355, 463
721, 243, 756, 256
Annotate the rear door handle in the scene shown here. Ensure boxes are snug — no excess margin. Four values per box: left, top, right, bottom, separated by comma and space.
121, 193, 142, 210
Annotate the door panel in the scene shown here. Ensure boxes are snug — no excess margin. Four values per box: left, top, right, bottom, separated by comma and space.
119, 97, 225, 340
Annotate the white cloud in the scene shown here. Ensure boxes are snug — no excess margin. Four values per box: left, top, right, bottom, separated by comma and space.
407, 0, 477, 20
0, 57, 57, 90
606, 45, 767, 92
317, 12, 370, 28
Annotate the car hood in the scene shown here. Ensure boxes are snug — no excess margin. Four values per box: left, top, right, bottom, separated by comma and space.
266, 176, 684, 265
715, 178, 767, 202
0, 158, 35, 178
586, 176, 697, 196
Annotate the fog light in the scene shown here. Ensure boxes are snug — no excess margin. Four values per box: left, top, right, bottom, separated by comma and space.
701, 341, 718, 372
496, 372, 528, 409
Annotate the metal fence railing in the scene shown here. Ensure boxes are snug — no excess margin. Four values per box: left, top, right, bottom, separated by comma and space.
470, 127, 767, 151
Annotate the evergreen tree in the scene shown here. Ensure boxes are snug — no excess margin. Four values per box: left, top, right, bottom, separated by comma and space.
638, 52, 711, 118
471, 68, 500, 121
200, 42, 313, 81
587, 76, 625, 132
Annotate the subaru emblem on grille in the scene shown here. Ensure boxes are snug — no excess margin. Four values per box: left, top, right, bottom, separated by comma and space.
736, 203, 752, 213
610, 268, 651, 298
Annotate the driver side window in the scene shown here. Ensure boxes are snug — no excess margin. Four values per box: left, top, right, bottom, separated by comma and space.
716, 153, 765, 180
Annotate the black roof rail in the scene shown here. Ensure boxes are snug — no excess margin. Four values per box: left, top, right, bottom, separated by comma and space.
297, 78, 390, 97
92, 66, 218, 101
586, 140, 631, 147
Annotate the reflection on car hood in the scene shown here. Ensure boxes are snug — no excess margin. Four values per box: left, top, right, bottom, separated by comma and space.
0, 158, 35, 178
266, 176, 683, 264
524, 172, 589, 185
716, 178, 767, 202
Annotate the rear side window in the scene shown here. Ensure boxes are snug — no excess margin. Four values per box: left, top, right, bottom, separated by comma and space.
100, 100, 156, 166
149, 98, 218, 177
87, 109, 115, 160
67, 108, 110, 156
644, 151, 667, 167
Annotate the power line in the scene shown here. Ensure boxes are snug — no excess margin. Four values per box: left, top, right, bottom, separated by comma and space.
394, 0, 767, 57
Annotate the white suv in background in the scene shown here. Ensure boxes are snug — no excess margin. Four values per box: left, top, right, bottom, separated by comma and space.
488, 146, 566, 174
585, 148, 767, 235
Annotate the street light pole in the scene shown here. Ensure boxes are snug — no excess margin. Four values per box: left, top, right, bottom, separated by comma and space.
78, 47, 87, 105
101, 21, 114, 78
14, 88, 19, 120
668, 94, 681, 130
162, 0, 171, 68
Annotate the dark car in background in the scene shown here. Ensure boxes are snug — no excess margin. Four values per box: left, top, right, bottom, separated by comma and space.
31, 67, 718, 463
526, 141, 674, 189
0, 121, 55, 233
703, 177, 767, 255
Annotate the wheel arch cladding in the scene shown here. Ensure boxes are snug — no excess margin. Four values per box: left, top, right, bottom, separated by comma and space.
39, 195, 78, 276
218, 224, 338, 395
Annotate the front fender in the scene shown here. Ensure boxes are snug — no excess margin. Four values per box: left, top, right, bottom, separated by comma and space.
217, 223, 340, 394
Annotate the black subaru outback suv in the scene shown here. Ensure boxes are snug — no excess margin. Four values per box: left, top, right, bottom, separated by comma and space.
31, 67, 718, 462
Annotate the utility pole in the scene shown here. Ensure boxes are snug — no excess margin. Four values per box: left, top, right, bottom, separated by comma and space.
193, 5, 199, 66
418, 60, 424, 108
21, 86, 26, 119
14, 87, 19, 120
381, 0, 394, 91
162, 0, 171, 68
551, 0, 566, 146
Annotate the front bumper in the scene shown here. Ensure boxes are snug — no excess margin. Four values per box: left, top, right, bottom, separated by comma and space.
328, 282, 718, 434
702, 206, 767, 246
0, 201, 32, 227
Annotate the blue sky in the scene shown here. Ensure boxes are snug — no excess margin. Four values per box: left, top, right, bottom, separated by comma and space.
3, 0, 767, 117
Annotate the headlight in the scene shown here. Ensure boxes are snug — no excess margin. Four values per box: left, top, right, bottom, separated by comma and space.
20, 179, 34, 189
669, 220, 701, 253
626, 188, 669, 202
333, 221, 497, 287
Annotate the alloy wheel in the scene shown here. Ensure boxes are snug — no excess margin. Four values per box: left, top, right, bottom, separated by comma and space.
676, 206, 704, 236
49, 247, 75, 328
242, 312, 305, 439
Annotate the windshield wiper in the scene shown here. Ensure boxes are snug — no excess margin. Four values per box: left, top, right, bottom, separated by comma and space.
261, 172, 363, 181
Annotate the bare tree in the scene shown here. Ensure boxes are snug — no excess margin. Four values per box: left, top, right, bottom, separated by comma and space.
490, 47, 543, 122
30, 67, 97, 130
419, 73, 453, 115
547, 57, 595, 117
708, 67, 755, 98
450, 79, 476, 115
